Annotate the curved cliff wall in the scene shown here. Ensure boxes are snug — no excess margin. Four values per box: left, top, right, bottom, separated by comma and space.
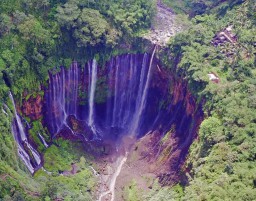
18, 52, 203, 183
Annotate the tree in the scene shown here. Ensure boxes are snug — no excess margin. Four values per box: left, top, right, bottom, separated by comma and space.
74, 8, 113, 47
56, 1, 80, 29
18, 17, 51, 45
56, 2, 119, 48
0, 14, 13, 36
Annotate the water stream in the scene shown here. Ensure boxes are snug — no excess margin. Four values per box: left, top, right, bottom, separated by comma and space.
38, 133, 49, 148
10, 92, 41, 173
2, 108, 8, 116
98, 153, 128, 201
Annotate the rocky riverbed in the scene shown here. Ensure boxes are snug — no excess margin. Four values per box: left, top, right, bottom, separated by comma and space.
143, 1, 182, 46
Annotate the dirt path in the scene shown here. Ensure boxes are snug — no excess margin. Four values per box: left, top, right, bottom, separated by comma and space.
143, 0, 182, 46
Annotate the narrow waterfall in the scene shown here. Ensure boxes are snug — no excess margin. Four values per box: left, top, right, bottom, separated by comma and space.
10, 92, 41, 173
3, 104, 11, 116
38, 133, 49, 148
2, 108, 8, 116
88, 59, 97, 132
112, 58, 120, 127
23, 117, 31, 129
130, 46, 157, 135
10, 93, 26, 141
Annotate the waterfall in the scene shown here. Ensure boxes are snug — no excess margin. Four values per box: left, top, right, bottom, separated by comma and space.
9, 92, 41, 173
130, 46, 157, 135
38, 133, 49, 148
46, 62, 79, 135
2, 108, 8, 116
109, 54, 148, 130
10, 93, 28, 141
88, 59, 97, 133
23, 117, 31, 129
17, 145, 35, 173
4, 103, 11, 112
45, 52, 159, 139
112, 57, 120, 127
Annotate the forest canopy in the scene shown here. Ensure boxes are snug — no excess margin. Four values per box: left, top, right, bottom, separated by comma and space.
0, 0, 256, 200
0, 0, 156, 99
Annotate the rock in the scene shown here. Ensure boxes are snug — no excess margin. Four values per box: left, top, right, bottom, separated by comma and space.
22, 94, 43, 120
142, 1, 182, 46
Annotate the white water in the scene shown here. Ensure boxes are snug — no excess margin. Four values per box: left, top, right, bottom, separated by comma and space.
42, 167, 52, 175
10, 93, 27, 141
122, 55, 137, 128
3, 103, 11, 113
9, 92, 41, 173
130, 46, 157, 135
23, 117, 31, 129
38, 133, 49, 148
112, 59, 120, 127
17, 145, 35, 173
27, 143, 41, 165
2, 108, 8, 116
89, 166, 99, 177
88, 59, 98, 133
98, 153, 128, 201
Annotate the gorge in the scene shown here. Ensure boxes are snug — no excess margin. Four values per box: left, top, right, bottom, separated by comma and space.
1, 0, 255, 200
9, 47, 203, 200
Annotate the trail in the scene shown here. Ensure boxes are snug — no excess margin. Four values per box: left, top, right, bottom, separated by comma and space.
98, 153, 128, 201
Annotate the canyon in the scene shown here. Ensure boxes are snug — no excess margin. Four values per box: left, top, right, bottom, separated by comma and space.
1, 0, 254, 200
10, 48, 203, 199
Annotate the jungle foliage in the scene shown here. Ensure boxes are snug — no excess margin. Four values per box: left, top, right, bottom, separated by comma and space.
0, 0, 155, 200
0, 0, 156, 99
0, 0, 256, 200
0, 107, 96, 201
162, 0, 256, 200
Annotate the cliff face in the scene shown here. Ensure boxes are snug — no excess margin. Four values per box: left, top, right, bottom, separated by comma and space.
145, 63, 203, 185
20, 52, 203, 184
22, 95, 43, 120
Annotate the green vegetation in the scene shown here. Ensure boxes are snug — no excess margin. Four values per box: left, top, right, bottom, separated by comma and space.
0, 0, 256, 200
0, 118, 96, 200
123, 180, 142, 201
36, 140, 96, 200
160, 0, 256, 200
162, 0, 245, 15
0, 0, 156, 99
144, 181, 183, 201
29, 121, 49, 153
0, 99, 95, 200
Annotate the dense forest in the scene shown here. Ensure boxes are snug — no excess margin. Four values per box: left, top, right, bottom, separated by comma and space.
0, 0, 156, 98
0, 0, 256, 200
